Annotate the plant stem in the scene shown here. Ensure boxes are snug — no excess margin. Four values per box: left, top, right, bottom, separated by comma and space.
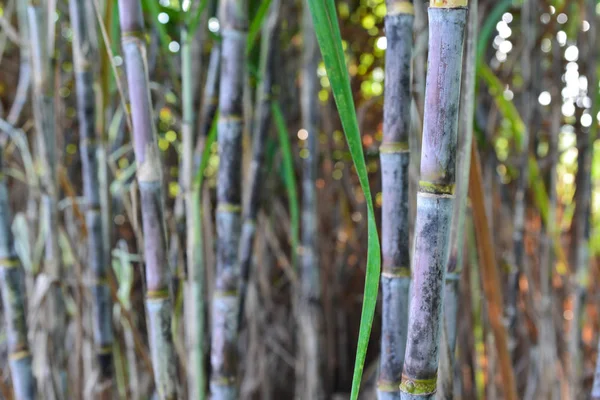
28, 3, 67, 396
210, 0, 247, 398
0, 151, 36, 400
68, 0, 114, 396
400, 2, 467, 398
117, 1, 178, 398
296, 3, 325, 399
377, 1, 413, 399
438, 0, 477, 396
238, 0, 279, 328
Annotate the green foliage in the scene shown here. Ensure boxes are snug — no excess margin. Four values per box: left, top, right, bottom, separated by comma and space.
304, 1, 381, 398
272, 101, 300, 268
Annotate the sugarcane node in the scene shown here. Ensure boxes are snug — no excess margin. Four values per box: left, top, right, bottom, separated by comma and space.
121, 29, 146, 41
381, 265, 411, 278
214, 289, 239, 298
418, 180, 455, 195
220, 114, 243, 123
380, 142, 410, 153
399, 375, 437, 395
0, 257, 20, 269
137, 144, 163, 183
211, 375, 237, 385
388, 1, 415, 15
430, 0, 468, 8
9, 350, 31, 361
97, 345, 113, 355
146, 289, 170, 300
217, 203, 242, 213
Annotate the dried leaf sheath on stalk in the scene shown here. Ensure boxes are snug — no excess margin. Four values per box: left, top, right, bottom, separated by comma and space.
117, 1, 178, 398
0, 150, 36, 399
68, 0, 114, 395
210, 0, 247, 398
400, 1, 467, 398
377, 1, 413, 399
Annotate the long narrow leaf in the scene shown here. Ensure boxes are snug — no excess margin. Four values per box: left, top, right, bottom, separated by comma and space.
271, 101, 299, 268
304, 1, 381, 399
247, 0, 273, 53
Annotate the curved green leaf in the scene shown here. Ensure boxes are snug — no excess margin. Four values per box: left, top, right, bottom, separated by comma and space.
271, 101, 300, 269
304, 1, 381, 399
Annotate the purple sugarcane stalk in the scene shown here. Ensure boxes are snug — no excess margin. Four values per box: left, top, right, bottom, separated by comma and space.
117, 1, 178, 398
377, 1, 414, 399
210, 0, 247, 398
400, 2, 467, 398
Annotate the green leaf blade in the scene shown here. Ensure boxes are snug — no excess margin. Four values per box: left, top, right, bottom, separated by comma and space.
304, 1, 381, 399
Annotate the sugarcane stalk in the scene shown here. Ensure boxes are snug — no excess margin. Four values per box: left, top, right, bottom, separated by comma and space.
377, 1, 413, 399
181, 24, 207, 400
437, 0, 477, 397
68, 0, 114, 396
194, 43, 221, 170
0, 151, 36, 400
399, 2, 467, 398
7, 0, 30, 125
28, 3, 68, 396
117, 1, 178, 398
210, 0, 247, 398
295, 3, 325, 399
570, 0, 597, 395
237, 0, 279, 328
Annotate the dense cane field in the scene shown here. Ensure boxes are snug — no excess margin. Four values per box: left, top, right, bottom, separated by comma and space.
0, 0, 600, 399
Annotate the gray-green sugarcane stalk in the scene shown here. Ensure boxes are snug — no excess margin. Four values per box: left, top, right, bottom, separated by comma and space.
377, 1, 413, 399
68, 1, 114, 396
238, 0, 279, 328
117, 1, 178, 398
0, 151, 36, 400
297, 4, 325, 399
181, 25, 207, 400
400, 1, 467, 398
28, 2, 67, 396
571, 0, 597, 396
437, 0, 477, 396
210, 0, 247, 398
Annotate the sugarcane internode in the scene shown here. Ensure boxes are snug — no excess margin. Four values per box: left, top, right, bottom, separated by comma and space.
400, 2, 467, 399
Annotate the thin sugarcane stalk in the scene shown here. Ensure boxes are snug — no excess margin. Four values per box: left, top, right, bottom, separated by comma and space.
0, 152, 36, 400
117, 1, 178, 398
468, 140, 517, 400
68, 0, 114, 396
237, 0, 279, 328
437, 0, 477, 397
28, 3, 68, 396
571, 1, 598, 396
7, 0, 30, 125
507, 0, 535, 346
377, 1, 413, 399
181, 25, 207, 400
399, 2, 466, 398
296, 3, 324, 399
210, 0, 247, 398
